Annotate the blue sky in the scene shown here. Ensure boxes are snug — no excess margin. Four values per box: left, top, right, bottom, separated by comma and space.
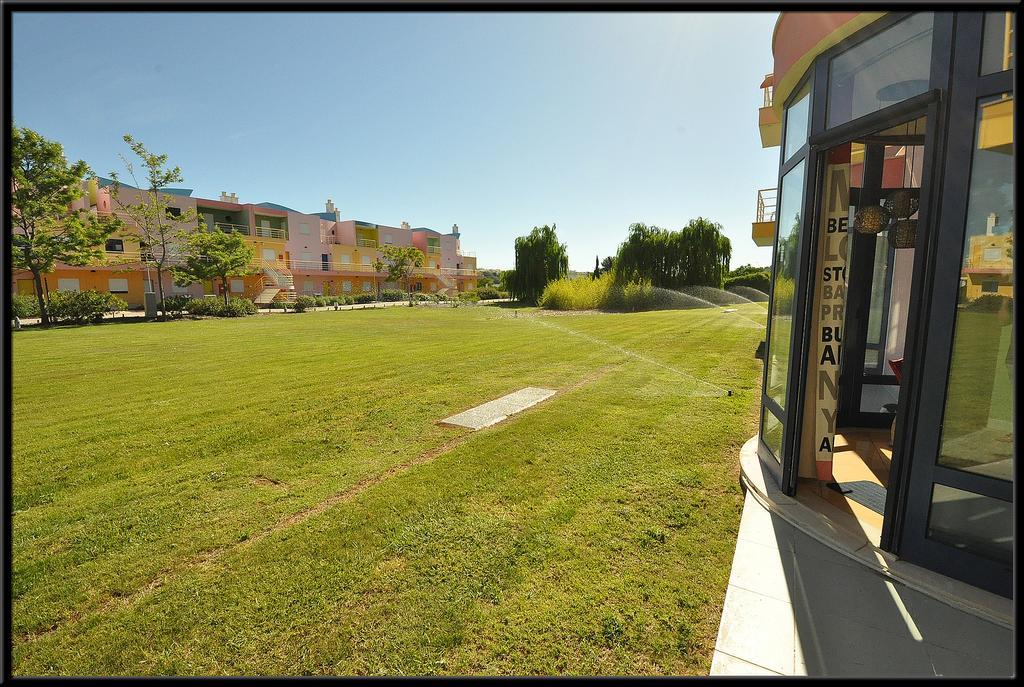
12, 12, 779, 271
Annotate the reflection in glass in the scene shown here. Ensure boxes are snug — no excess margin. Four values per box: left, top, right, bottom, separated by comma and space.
766, 160, 805, 409
927, 484, 1012, 564
980, 12, 1015, 75
828, 13, 934, 128
761, 407, 783, 464
784, 82, 811, 162
937, 94, 1014, 482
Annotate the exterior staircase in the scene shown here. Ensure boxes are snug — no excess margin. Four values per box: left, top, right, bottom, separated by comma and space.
437, 269, 458, 294
256, 262, 296, 304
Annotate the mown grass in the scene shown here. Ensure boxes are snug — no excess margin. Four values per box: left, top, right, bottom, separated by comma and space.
11, 302, 767, 675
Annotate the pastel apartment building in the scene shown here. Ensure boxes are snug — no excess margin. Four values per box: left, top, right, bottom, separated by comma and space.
11, 179, 478, 306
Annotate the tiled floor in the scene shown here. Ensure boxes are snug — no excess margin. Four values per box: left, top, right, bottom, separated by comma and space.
796, 428, 891, 546
711, 491, 1014, 676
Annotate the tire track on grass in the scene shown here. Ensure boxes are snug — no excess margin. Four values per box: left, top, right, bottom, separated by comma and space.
16, 364, 620, 648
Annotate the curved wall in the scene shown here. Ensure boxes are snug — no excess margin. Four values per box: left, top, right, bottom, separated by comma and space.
770, 12, 887, 113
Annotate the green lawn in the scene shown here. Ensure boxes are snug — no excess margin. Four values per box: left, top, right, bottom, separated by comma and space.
12, 302, 766, 675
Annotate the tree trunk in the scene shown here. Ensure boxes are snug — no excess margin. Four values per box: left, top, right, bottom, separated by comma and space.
31, 270, 49, 326
221, 277, 230, 305
155, 264, 167, 320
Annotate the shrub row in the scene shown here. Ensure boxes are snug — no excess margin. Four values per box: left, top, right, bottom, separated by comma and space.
11, 293, 41, 319
47, 290, 128, 325
540, 274, 721, 313
724, 268, 771, 294
185, 297, 258, 317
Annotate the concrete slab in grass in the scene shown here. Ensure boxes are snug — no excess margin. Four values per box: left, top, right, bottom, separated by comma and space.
440, 387, 557, 430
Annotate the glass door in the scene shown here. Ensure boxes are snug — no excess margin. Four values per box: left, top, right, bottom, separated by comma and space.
839, 119, 927, 430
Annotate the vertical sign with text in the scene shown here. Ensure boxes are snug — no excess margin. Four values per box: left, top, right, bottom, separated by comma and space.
815, 149, 850, 482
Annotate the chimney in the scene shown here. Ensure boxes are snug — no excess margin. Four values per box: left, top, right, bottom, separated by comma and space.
401, 221, 410, 230
986, 212, 998, 235
220, 191, 239, 204
451, 223, 460, 238
325, 199, 340, 221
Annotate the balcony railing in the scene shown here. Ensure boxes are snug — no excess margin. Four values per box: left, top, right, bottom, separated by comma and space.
357, 238, 377, 248
214, 222, 251, 235
427, 245, 441, 254
762, 73, 774, 108
756, 187, 777, 223
254, 225, 287, 239
286, 258, 382, 273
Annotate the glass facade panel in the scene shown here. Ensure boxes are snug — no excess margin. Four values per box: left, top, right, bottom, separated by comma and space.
761, 407, 783, 463
783, 82, 811, 162
863, 232, 891, 372
927, 484, 1012, 564
827, 13, 934, 128
980, 12, 1015, 75
765, 160, 805, 409
937, 93, 1014, 482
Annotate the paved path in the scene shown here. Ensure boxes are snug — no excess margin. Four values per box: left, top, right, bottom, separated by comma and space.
711, 491, 1014, 676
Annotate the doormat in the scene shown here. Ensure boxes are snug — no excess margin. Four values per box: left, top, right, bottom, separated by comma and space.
837, 480, 887, 515
440, 387, 557, 430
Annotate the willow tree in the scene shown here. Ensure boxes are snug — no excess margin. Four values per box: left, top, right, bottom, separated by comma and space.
508, 224, 568, 305
614, 217, 731, 289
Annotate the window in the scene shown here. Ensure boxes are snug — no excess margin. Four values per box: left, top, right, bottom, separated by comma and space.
430, 282, 437, 292
783, 81, 811, 161
362, 281, 371, 292
230, 279, 245, 293
761, 407, 783, 463
300, 223, 310, 235
927, 485, 1011, 564
384, 234, 393, 245
57, 278, 80, 292
322, 254, 330, 272
301, 252, 313, 266
980, 12, 1015, 75
429, 261, 437, 269
165, 206, 181, 218
361, 255, 372, 265
108, 278, 129, 294
105, 238, 124, 253
983, 247, 1003, 262
765, 160, 805, 410
172, 283, 189, 294
342, 280, 352, 293
340, 254, 351, 264
303, 280, 315, 294
827, 13, 934, 128
936, 93, 1014, 483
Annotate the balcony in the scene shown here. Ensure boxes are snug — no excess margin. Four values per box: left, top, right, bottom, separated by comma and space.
427, 245, 441, 254
254, 225, 287, 240
759, 73, 781, 148
752, 188, 777, 247
357, 238, 378, 248
286, 258, 381, 273
214, 222, 251, 235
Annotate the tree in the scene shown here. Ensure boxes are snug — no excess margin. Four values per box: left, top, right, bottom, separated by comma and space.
10, 125, 121, 326
172, 225, 255, 304
108, 134, 202, 319
614, 218, 731, 289
600, 255, 615, 275
593, 255, 601, 280
377, 245, 425, 300
508, 224, 568, 305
